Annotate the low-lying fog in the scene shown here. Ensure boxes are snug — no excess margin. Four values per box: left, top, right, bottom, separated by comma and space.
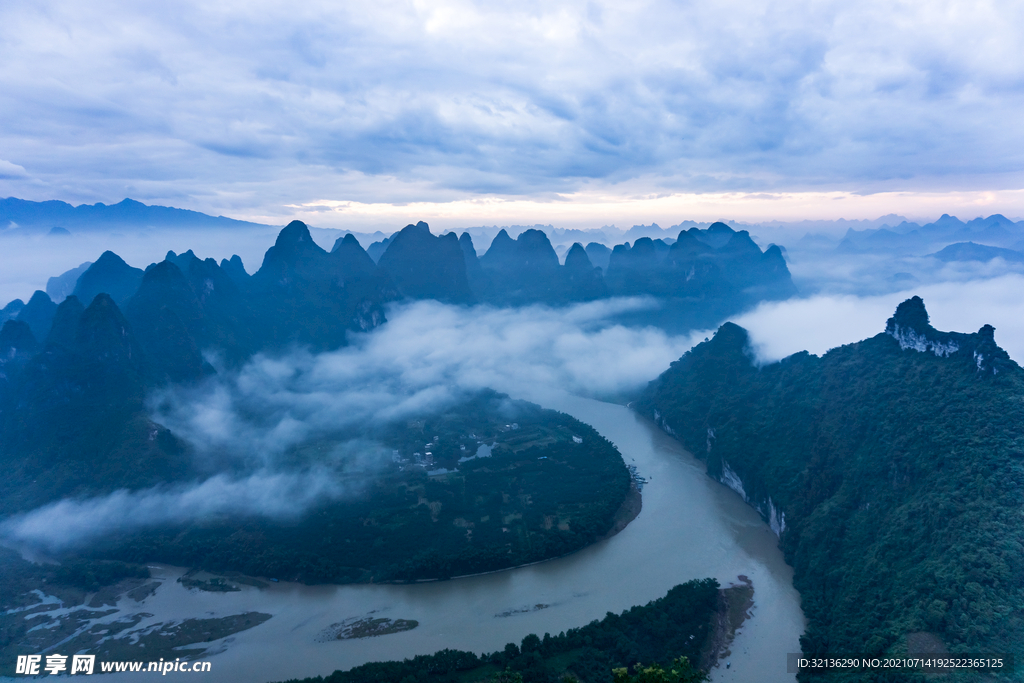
0, 298, 698, 552
733, 274, 1024, 363
4, 226, 1024, 555
151, 297, 696, 469
0, 228, 285, 304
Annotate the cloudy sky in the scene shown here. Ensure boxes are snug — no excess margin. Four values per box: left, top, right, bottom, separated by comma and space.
2, 0, 1023, 229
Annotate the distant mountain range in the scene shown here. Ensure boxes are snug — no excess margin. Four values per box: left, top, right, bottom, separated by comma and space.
9, 195, 1022, 264
637, 297, 1024, 668
0, 197, 267, 232
2, 216, 796, 331
834, 213, 1024, 255
930, 241, 1024, 263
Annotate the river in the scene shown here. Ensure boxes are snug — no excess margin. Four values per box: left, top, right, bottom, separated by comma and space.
84, 396, 806, 682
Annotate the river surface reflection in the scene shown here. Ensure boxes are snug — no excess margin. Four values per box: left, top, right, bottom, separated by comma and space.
104, 396, 804, 683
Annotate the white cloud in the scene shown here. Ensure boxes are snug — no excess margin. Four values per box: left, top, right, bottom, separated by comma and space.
0, 0, 1022, 223
4, 277, 1023, 551
0, 228, 283, 305
0, 159, 29, 179
153, 297, 697, 465
0, 469, 352, 553
0, 297, 698, 550
731, 275, 1024, 364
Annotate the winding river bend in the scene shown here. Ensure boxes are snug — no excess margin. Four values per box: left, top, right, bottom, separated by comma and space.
103, 397, 805, 683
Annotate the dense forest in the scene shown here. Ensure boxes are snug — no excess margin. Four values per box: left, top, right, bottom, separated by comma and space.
86, 392, 631, 583
636, 297, 1024, 681
275, 579, 723, 683
0, 219, 790, 517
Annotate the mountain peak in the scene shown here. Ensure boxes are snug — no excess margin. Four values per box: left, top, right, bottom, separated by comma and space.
331, 233, 361, 251
17, 291, 58, 342
490, 229, 513, 247
1, 299, 25, 324
479, 229, 516, 264
73, 251, 144, 305
275, 220, 317, 248
330, 232, 377, 280
886, 296, 930, 335
76, 293, 143, 369
377, 221, 473, 303
564, 243, 593, 270
884, 296, 956, 356
883, 296, 1012, 373
255, 221, 331, 284
713, 321, 751, 348
46, 295, 85, 349
220, 255, 249, 284
397, 221, 432, 236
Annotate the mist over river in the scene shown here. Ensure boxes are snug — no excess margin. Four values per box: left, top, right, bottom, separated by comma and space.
67, 396, 806, 683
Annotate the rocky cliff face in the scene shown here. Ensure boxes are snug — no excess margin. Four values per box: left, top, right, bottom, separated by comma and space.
884, 295, 1011, 374
636, 297, 1024, 662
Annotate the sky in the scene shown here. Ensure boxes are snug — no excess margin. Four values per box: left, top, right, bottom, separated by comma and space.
2, 0, 1024, 230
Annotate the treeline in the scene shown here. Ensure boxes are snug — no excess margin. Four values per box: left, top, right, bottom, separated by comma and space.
275, 579, 719, 683
636, 297, 1024, 681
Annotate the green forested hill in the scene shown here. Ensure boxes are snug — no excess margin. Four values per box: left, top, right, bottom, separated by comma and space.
636, 297, 1024, 681
276, 579, 722, 683
93, 392, 631, 584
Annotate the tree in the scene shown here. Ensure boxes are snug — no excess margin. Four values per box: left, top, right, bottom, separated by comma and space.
490, 668, 523, 683
611, 657, 708, 683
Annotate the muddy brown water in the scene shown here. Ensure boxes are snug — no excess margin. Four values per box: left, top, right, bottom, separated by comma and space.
31, 396, 806, 683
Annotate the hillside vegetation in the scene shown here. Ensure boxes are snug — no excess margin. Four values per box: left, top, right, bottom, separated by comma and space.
637, 297, 1024, 681
60, 392, 631, 584
0, 219, 791, 514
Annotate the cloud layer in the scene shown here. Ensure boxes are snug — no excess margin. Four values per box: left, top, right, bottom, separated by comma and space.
1, 0, 1023, 222
154, 297, 696, 464
732, 274, 1024, 364
1, 297, 698, 551
4, 280, 1023, 552
0, 470, 349, 554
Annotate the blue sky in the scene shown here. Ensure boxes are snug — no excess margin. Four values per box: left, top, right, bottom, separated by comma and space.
1, 0, 1023, 228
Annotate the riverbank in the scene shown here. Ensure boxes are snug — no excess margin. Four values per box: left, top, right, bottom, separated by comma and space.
702, 576, 755, 672
1, 397, 803, 683
272, 578, 725, 683
387, 481, 643, 581
601, 481, 643, 540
